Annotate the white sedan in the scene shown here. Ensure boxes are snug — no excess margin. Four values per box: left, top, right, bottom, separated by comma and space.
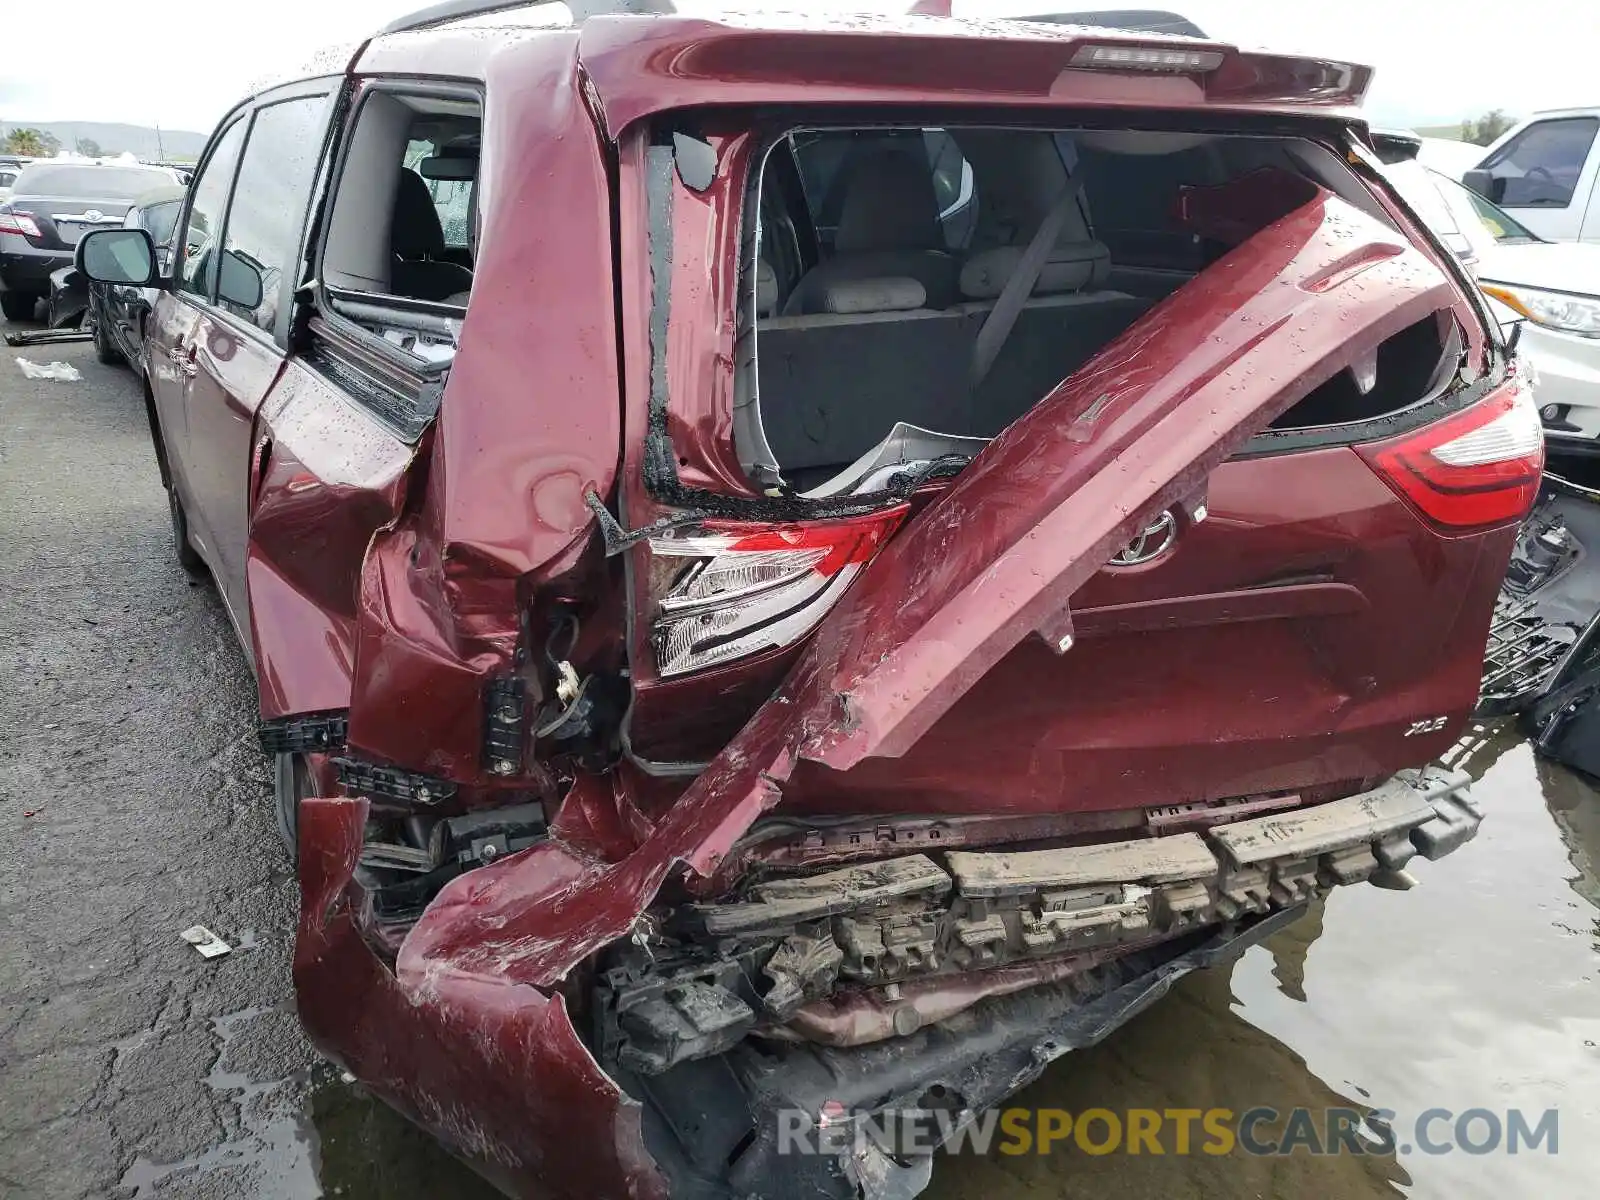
1388, 159, 1600, 455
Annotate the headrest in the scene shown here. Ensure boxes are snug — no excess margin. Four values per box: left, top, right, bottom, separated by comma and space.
835, 151, 942, 254
756, 258, 779, 316
959, 240, 1111, 301
821, 277, 927, 315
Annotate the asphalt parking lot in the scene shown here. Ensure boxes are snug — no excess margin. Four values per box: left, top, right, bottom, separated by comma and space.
1, 321, 1597, 1199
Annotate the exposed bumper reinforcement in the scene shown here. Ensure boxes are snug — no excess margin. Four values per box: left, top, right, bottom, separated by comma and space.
631, 770, 1483, 1200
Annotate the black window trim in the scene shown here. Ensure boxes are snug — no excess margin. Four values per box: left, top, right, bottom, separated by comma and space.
171, 112, 249, 315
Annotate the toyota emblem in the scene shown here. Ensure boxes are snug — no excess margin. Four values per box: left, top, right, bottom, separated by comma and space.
1108, 510, 1178, 567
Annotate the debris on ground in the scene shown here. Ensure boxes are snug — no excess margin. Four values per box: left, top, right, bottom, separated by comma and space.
180, 925, 233, 959
4, 328, 93, 348
14, 357, 83, 381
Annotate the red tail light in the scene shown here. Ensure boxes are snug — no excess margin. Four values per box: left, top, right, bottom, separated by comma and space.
649, 506, 908, 677
1356, 371, 1543, 530
0, 211, 41, 238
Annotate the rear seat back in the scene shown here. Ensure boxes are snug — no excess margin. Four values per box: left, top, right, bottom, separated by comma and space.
784, 151, 959, 315
757, 237, 1153, 480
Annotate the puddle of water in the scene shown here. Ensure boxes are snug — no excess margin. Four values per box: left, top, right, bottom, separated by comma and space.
931, 723, 1600, 1199
121, 1007, 324, 1199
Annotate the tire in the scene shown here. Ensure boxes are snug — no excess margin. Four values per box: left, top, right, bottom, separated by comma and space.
1, 291, 39, 321
92, 314, 123, 365
167, 487, 207, 578
274, 752, 309, 865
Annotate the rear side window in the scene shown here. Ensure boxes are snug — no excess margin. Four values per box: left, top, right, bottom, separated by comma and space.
220, 95, 329, 334
177, 120, 247, 303
1482, 117, 1600, 208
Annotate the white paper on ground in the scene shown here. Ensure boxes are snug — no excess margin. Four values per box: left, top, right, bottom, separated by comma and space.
15, 358, 83, 381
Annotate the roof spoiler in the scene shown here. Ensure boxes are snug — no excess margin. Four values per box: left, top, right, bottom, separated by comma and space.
379, 0, 673, 36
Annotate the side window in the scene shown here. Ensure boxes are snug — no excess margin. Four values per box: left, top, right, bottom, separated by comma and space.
220, 95, 329, 334
1483, 117, 1600, 209
403, 138, 473, 249
177, 119, 247, 302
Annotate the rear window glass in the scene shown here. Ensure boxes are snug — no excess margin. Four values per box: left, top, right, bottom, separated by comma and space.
13, 165, 175, 199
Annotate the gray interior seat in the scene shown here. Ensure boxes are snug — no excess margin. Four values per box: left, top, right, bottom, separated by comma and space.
783, 152, 959, 315
757, 239, 1154, 484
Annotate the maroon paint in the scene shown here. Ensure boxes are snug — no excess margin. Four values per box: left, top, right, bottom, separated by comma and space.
389, 187, 1471, 1012
248, 364, 413, 718
151, 16, 1515, 1198
294, 797, 667, 1200
339, 34, 623, 775
575, 16, 1373, 138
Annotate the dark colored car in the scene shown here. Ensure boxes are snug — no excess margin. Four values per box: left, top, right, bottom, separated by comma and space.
0, 160, 181, 321
75, 4, 1538, 1197
48, 186, 188, 367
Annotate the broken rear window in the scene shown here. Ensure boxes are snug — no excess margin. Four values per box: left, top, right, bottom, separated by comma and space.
725, 123, 1461, 499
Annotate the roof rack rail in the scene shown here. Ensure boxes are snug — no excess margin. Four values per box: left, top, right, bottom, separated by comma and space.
379, 0, 673, 36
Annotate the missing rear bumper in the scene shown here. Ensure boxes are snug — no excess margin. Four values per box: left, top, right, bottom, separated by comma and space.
602, 769, 1481, 1199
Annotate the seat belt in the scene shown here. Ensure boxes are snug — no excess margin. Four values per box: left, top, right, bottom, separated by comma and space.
970, 173, 1087, 389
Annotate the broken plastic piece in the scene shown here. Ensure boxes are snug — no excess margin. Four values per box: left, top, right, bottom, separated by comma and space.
14, 358, 83, 381
180, 925, 232, 959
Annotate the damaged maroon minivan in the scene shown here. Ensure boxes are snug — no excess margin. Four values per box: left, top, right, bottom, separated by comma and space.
75, 3, 1542, 1196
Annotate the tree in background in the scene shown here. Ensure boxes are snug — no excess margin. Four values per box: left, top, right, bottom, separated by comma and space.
75, 137, 103, 158
3, 127, 48, 156
1460, 110, 1515, 146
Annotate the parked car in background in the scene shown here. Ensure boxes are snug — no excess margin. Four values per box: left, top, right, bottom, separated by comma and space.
77, 4, 1530, 1197
47, 185, 188, 368
0, 165, 18, 205
1386, 157, 1600, 455
1463, 107, 1600, 244
0, 160, 182, 320
1416, 135, 1487, 178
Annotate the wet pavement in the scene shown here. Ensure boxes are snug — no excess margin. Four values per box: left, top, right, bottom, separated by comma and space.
1, 324, 1597, 1199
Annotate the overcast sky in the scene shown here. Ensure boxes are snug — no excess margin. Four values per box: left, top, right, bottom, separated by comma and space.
3, 0, 1594, 134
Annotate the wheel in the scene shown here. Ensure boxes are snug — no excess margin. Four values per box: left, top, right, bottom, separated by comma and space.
1, 290, 39, 321
274, 752, 310, 865
92, 314, 123, 365
167, 487, 206, 578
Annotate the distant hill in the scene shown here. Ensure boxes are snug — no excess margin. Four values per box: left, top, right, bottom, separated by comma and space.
1, 121, 209, 163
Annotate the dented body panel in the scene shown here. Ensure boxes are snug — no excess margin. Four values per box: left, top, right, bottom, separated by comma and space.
126, 9, 1531, 1199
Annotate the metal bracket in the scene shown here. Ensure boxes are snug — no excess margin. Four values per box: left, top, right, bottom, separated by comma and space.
258, 712, 349, 755
334, 757, 457, 807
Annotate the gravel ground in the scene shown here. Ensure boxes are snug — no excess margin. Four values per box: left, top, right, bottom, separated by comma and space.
2, 321, 1596, 1200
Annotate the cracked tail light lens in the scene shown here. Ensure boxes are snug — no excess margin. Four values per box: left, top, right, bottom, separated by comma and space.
650, 506, 908, 678
1357, 371, 1543, 529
